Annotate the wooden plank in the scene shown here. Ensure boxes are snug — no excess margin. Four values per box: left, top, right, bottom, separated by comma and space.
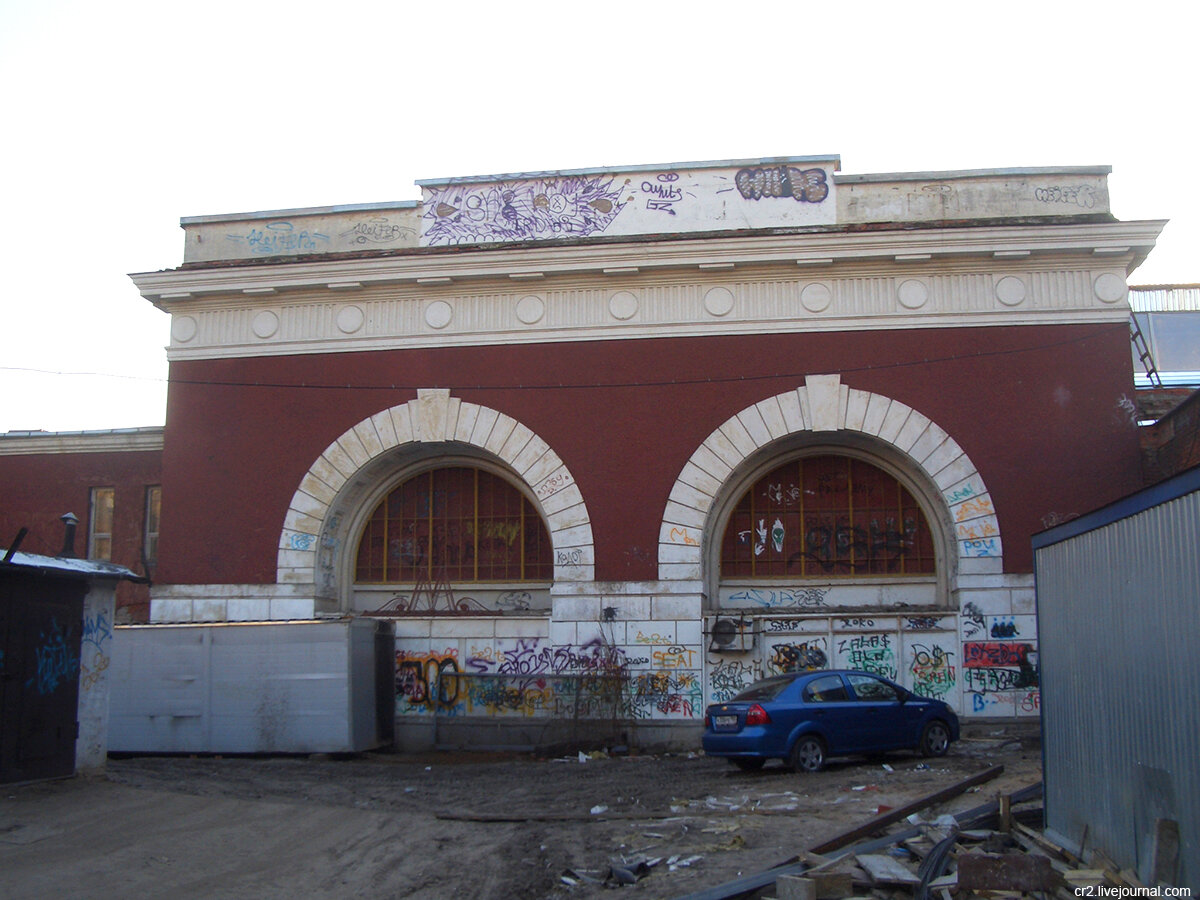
855, 853, 919, 885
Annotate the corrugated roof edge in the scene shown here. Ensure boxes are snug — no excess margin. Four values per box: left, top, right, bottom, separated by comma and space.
181, 200, 420, 227
0, 550, 147, 583
415, 155, 843, 187
1032, 462, 1200, 551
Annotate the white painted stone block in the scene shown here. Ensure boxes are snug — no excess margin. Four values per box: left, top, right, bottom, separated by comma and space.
442, 397, 462, 439
454, 402, 481, 442
957, 555, 1004, 576
322, 443, 357, 479
512, 434, 550, 475
936, 455, 978, 491
661, 501, 706, 529
878, 400, 913, 444
737, 406, 772, 447
269, 598, 316, 620
393, 618, 432, 638
499, 422, 534, 464
370, 410, 399, 448
629, 620, 675, 644
956, 590, 1013, 616
484, 414, 517, 455
151, 598, 193, 623
431, 618, 496, 639
524, 449, 563, 487
860, 393, 891, 437
308, 454, 349, 491
909, 421, 948, 465
719, 416, 758, 457
669, 480, 714, 513
755, 397, 788, 439
550, 620, 577, 645
659, 542, 702, 564
776, 390, 805, 433
390, 403, 415, 444
679, 461, 723, 498
554, 596, 601, 621
353, 420, 384, 459
469, 406, 499, 447
658, 561, 702, 581
806, 374, 843, 431
675, 619, 703, 645
299, 472, 338, 507
603, 596, 651, 620
703, 429, 744, 471
690, 443, 733, 481
652, 595, 702, 619
338, 428, 371, 468
894, 412, 930, 454
227, 597, 271, 621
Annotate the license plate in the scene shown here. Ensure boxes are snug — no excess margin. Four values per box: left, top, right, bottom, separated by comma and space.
713, 715, 737, 729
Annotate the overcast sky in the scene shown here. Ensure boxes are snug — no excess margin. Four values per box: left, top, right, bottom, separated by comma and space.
1, 0, 1195, 433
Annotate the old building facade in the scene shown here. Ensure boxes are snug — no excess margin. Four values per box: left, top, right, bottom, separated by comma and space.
5, 157, 1166, 749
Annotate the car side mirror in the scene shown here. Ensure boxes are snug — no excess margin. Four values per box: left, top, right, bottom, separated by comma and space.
896, 687, 910, 704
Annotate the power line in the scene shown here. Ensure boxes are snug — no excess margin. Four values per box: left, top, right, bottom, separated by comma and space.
0, 324, 1129, 394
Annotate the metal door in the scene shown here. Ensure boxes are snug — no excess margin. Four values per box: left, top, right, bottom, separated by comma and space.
1, 572, 86, 784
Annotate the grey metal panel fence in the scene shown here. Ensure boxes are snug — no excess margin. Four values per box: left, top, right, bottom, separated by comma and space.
1035, 479, 1199, 887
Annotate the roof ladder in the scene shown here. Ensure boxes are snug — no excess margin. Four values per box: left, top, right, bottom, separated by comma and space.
1130, 315, 1162, 387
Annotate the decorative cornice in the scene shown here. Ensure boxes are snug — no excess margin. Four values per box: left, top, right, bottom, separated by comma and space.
131, 222, 1165, 363
133, 221, 1165, 301
0, 428, 164, 456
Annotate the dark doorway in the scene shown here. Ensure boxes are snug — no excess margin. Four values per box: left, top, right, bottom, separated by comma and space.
1, 571, 86, 784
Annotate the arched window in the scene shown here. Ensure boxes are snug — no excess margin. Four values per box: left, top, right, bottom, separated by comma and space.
355, 467, 553, 583
720, 455, 936, 578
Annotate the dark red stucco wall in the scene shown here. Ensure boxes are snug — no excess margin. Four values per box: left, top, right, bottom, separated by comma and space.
157, 323, 1141, 586
0, 449, 160, 620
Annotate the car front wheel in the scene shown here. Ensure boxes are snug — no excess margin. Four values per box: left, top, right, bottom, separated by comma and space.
790, 735, 826, 773
919, 720, 951, 757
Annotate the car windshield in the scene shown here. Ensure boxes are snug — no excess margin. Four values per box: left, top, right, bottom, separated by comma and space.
732, 676, 793, 702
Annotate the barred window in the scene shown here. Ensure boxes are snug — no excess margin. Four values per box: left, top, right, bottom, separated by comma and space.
720, 456, 936, 578
355, 467, 553, 583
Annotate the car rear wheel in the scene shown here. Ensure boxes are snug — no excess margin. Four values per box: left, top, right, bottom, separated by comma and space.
731, 758, 766, 772
790, 735, 826, 773
919, 720, 951, 757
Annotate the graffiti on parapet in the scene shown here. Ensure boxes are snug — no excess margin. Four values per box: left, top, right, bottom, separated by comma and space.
735, 166, 829, 203
642, 172, 689, 216
727, 586, 829, 609
423, 175, 628, 245
1033, 185, 1097, 209
340, 217, 413, 245
226, 221, 331, 255
961, 602, 986, 639
26, 619, 79, 696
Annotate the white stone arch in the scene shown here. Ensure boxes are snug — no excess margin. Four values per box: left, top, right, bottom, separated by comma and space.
657, 374, 1002, 590
276, 389, 594, 605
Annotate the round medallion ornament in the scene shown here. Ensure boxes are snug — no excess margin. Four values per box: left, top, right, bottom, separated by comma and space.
172, 316, 197, 343
800, 283, 833, 313
425, 300, 454, 329
703, 286, 735, 317
995, 276, 1027, 307
336, 305, 365, 334
609, 291, 639, 321
251, 310, 279, 339
1094, 273, 1126, 304
516, 295, 545, 325
897, 279, 929, 310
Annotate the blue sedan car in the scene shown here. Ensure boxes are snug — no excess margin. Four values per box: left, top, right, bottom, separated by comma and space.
702, 669, 959, 772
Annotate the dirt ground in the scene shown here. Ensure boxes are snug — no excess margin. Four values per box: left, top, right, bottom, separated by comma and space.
1, 725, 1041, 900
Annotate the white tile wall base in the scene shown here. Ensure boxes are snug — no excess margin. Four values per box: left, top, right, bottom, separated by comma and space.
149, 584, 336, 622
